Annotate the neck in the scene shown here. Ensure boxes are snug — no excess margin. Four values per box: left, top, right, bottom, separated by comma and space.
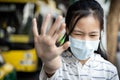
79, 58, 90, 65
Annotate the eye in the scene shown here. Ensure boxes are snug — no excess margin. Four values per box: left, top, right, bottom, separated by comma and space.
90, 35, 96, 36
90, 35, 98, 37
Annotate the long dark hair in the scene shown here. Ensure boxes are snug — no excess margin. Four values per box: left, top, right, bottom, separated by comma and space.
64, 0, 108, 60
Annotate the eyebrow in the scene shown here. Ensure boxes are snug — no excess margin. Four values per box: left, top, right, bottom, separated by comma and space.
73, 30, 99, 34
73, 30, 84, 33
90, 31, 99, 34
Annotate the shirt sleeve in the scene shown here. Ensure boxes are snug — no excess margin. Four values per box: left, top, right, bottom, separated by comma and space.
39, 65, 62, 80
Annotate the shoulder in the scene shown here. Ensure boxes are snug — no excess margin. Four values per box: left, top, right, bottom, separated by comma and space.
95, 54, 116, 67
93, 54, 118, 75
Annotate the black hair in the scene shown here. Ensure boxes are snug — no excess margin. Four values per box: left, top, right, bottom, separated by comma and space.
64, 0, 108, 60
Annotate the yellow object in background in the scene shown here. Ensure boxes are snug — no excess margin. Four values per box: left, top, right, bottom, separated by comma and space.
0, 63, 16, 80
1, 49, 38, 72
2, 63, 14, 74
9, 35, 29, 43
0, 0, 37, 3
0, 0, 39, 73
0, 69, 5, 80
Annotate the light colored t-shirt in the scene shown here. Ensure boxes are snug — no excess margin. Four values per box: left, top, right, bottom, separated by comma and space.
39, 51, 119, 80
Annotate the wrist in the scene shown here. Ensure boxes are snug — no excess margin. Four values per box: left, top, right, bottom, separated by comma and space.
44, 56, 61, 73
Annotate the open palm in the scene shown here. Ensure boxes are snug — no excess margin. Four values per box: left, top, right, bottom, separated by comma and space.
32, 14, 70, 63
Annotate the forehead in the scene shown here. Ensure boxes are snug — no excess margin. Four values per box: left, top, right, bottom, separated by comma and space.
74, 15, 100, 32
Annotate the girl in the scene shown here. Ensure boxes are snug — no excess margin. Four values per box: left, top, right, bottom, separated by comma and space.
32, 0, 119, 80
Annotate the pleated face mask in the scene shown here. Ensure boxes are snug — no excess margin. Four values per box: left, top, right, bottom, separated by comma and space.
69, 36, 100, 60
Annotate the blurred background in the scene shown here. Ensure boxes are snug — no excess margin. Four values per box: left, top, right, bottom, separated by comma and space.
0, 0, 119, 80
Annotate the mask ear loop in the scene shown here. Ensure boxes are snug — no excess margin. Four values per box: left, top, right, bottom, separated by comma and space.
94, 30, 102, 53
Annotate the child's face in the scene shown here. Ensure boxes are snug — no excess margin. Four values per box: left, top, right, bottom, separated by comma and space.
70, 15, 100, 41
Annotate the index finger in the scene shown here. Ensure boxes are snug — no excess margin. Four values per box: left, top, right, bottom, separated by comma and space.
41, 14, 51, 35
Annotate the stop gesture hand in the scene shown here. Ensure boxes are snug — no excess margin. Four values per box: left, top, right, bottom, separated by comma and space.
32, 14, 70, 72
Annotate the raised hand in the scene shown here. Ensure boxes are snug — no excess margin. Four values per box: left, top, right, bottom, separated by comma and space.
32, 14, 70, 69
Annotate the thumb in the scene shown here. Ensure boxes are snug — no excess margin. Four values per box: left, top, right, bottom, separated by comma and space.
59, 41, 70, 54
